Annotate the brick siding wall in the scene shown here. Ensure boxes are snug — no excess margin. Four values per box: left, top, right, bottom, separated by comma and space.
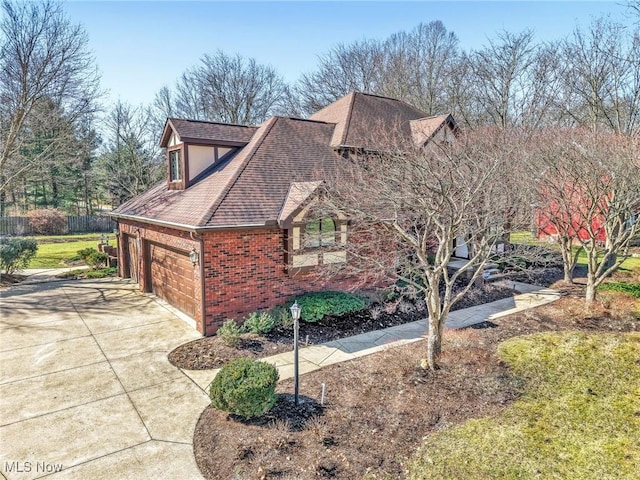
116, 222, 362, 336
201, 227, 361, 334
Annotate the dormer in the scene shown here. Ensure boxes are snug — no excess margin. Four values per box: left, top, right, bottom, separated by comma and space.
160, 118, 258, 190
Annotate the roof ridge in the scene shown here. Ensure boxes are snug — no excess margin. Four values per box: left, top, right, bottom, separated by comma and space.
340, 92, 357, 145
196, 116, 279, 226
169, 117, 257, 129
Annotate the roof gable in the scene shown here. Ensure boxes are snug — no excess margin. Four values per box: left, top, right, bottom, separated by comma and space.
309, 92, 429, 147
410, 114, 457, 146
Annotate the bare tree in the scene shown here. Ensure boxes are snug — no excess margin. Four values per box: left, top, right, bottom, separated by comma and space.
468, 30, 565, 129
162, 51, 286, 125
322, 128, 522, 370
380, 21, 459, 116
149, 85, 175, 138
0, 0, 100, 199
98, 102, 163, 206
559, 18, 640, 135
530, 129, 640, 300
294, 22, 458, 116
296, 40, 384, 115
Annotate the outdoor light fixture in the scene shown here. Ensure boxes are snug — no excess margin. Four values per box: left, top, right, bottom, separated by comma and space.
189, 248, 199, 266
100, 233, 109, 245
113, 227, 119, 236
290, 301, 302, 405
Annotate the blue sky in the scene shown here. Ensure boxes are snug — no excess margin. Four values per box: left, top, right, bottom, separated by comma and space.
64, 1, 633, 107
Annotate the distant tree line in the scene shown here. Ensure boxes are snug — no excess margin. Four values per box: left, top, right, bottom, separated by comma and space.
0, 0, 638, 215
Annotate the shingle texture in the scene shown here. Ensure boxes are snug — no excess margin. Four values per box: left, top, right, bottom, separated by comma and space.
113, 92, 453, 229
310, 92, 428, 147
162, 118, 257, 146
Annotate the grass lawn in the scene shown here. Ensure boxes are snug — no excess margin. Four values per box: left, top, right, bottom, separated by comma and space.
32, 233, 106, 242
29, 240, 100, 268
408, 332, 640, 479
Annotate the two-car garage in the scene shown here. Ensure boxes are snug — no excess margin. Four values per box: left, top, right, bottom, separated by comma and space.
121, 234, 198, 320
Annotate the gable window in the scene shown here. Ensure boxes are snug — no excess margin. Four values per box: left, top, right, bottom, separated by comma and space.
169, 150, 182, 182
289, 214, 347, 270
304, 217, 337, 248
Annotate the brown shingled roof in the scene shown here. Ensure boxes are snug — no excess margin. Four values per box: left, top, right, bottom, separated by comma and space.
113, 92, 455, 231
309, 92, 428, 147
113, 117, 339, 229
160, 118, 257, 147
206, 118, 338, 227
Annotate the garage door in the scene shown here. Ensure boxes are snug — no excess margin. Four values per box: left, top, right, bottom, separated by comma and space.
149, 243, 196, 318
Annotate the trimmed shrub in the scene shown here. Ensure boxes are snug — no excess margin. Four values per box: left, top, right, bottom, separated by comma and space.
292, 291, 366, 322
209, 358, 279, 419
217, 319, 244, 347
243, 311, 276, 334
0, 237, 38, 274
85, 251, 108, 269
77, 247, 97, 261
27, 208, 67, 235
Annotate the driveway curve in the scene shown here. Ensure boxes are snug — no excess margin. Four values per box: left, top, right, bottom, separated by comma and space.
0, 278, 207, 480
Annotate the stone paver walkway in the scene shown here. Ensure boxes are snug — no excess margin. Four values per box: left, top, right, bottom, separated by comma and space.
181, 280, 561, 392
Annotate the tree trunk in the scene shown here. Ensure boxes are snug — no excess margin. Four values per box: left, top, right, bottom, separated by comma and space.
426, 312, 444, 370
560, 239, 574, 283
585, 273, 597, 303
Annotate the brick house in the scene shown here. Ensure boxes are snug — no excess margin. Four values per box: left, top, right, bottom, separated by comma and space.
111, 92, 457, 335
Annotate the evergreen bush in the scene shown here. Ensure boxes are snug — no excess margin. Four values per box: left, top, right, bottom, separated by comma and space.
243, 311, 276, 334
292, 291, 366, 322
209, 358, 279, 419
217, 319, 244, 347
0, 237, 38, 274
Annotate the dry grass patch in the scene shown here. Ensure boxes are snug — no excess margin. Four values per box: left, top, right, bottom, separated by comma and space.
408, 332, 640, 479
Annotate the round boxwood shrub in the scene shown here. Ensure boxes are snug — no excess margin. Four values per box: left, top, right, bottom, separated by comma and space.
209, 358, 279, 419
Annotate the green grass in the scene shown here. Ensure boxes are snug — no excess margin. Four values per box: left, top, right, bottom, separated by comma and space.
600, 282, 640, 298
33, 233, 106, 242
509, 231, 538, 245
29, 240, 103, 268
408, 332, 640, 480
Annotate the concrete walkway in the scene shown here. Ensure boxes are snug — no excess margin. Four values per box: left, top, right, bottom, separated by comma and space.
181, 280, 561, 393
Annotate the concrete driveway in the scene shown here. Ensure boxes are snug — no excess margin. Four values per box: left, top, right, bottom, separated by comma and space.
0, 278, 208, 480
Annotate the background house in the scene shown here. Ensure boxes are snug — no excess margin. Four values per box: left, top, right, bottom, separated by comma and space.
111, 92, 457, 335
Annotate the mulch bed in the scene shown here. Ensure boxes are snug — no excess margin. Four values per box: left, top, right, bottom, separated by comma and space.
0, 273, 27, 287
168, 283, 515, 370
193, 283, 640, 479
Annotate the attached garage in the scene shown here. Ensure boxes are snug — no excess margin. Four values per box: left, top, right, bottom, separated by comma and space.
149, 243, 197, 318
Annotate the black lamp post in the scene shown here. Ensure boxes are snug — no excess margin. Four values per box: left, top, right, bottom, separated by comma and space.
290, 301, 302, 406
